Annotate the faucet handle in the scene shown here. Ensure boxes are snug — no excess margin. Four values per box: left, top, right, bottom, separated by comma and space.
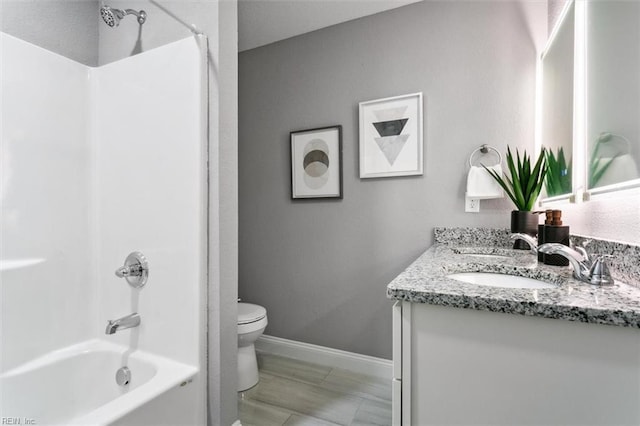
588, 255, 615, 287
115, 252, 149, 289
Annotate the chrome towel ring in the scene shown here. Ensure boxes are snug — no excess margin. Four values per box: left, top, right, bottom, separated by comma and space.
469, 144, 502, 167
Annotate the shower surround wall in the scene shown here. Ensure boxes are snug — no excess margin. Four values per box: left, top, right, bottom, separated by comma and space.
239, 0, 546, 359
93, 37, 205, 369
1, 32, 93, 371
1, 33, 206, 424
97, 3, 241, 423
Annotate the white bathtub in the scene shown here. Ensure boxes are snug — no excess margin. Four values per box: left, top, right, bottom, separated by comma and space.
0, 339, 198, 426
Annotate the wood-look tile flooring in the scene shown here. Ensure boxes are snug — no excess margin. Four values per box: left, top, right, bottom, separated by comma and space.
238, 352, 392, 426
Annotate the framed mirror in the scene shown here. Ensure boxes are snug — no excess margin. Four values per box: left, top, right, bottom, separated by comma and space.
585, 0, 640, 193
540, 0, 640, 205
540, 1, 574, 200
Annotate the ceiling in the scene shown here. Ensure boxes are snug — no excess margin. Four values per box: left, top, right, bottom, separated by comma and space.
238, 0, 423, 51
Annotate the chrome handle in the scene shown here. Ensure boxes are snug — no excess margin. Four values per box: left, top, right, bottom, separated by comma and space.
115, 264, 143, 278
588, 255, 614, 287
115, 252, 149, 288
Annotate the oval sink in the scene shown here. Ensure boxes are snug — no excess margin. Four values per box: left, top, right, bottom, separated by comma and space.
447, 272, 556, 289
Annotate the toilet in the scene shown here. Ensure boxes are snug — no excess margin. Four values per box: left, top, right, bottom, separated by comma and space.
237, 302, 268, 391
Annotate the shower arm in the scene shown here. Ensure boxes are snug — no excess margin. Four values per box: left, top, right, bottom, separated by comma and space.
123, 9, 146, 24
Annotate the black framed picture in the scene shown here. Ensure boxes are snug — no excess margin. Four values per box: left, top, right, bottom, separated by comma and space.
290, 125, 343, 199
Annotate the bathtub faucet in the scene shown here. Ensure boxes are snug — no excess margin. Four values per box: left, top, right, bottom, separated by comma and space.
105, 313, 141, 335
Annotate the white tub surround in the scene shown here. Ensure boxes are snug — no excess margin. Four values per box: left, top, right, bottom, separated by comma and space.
389, 228, 640, 426
1, 32, 207, 425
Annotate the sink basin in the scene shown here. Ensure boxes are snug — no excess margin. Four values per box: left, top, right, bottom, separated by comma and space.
447, 272, 556, 289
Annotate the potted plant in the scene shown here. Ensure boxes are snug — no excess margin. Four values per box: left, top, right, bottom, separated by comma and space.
483, 146, 547, 249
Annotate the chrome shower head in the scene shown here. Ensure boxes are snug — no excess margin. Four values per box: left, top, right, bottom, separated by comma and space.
100, 5, 146, 28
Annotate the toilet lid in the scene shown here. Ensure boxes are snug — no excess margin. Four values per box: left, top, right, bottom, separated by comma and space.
238, 303, 267, 325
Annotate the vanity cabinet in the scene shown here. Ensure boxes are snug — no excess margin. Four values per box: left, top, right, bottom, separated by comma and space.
392, 301, 640, 426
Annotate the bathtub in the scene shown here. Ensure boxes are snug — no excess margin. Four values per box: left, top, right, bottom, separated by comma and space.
0, 339, 198, 426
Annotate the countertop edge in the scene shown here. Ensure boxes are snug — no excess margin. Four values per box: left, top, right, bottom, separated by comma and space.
387, 288, 640, 328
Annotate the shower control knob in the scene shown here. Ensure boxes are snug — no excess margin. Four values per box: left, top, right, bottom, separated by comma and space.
115, 252, 149, 288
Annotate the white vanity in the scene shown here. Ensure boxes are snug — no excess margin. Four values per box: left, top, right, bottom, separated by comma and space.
388, 228, 640, 426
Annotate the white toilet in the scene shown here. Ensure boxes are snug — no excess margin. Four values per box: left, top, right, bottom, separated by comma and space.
237, 302, 268, 391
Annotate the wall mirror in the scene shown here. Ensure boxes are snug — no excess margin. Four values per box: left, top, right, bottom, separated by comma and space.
540, 0, 640, 204
585, 0, 640, 193
540, 1, 574, 199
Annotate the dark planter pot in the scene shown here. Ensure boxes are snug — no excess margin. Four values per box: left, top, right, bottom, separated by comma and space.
510, 210, 539, 250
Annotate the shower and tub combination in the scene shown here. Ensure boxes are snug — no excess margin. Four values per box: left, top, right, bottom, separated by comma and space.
1, 5, 208, 425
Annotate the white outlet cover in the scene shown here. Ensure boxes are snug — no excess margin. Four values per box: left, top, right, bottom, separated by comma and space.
465, 196, 480, 213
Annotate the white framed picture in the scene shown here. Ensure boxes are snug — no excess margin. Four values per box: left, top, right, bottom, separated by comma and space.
359, 92, 423, 178
290, 125, 343, 199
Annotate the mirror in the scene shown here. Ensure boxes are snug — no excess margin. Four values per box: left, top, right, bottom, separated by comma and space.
541, 2, 574, 198
586, 0, 640, 190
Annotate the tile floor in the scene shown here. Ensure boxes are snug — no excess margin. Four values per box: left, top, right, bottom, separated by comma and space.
238, 352, 392, 426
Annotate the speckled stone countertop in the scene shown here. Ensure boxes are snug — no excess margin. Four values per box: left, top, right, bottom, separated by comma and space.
386, 228, 640, 328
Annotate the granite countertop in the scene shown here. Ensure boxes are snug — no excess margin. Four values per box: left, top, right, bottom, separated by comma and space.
386, 228, 640, 328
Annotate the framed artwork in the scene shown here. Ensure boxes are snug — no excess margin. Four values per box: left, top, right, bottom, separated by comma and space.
290, 125, 343, 199
359, 92, 423, 178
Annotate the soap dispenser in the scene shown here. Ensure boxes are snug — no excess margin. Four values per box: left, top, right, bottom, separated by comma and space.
543, 210, 570, 266
537, 210, 552, 262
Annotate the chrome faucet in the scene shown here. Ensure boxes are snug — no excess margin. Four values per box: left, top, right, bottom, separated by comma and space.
538, 243, 614, 286
105, 313, 141, 335
510, 233, 538, 254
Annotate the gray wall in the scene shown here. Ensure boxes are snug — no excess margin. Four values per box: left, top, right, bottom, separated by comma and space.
1, 0, 99, 66
239, 0, 544, 359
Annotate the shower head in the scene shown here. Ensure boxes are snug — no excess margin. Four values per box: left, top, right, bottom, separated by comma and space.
100, 5, 146, 28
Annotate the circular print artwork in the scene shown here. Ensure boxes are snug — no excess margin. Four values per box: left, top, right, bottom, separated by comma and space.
303, 138, 330, 189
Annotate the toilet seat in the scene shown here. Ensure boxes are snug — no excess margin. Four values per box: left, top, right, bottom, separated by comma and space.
238, 303, 266, 325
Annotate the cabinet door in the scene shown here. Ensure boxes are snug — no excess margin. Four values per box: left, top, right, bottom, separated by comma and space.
410, 303, 640, 425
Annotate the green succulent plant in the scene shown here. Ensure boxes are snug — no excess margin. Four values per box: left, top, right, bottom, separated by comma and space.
544, 146, 572, 197
482, 146, 547, 211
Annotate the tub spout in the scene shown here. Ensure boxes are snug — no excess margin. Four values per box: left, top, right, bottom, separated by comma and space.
105, 313, 140, 335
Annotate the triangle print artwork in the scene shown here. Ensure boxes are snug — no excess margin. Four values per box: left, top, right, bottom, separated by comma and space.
375, 134, 410, 165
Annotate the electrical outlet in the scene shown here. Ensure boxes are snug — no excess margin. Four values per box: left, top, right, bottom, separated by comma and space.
465, 197, 480, 213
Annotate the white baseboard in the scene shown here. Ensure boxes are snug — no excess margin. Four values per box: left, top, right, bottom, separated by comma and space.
255, 335, 392, 380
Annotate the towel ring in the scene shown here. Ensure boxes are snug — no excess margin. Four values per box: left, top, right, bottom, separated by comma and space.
597, 132, 632, 155
469, 144, 502, 167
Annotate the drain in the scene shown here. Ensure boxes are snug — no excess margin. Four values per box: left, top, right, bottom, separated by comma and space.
116, 366, 131, 386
